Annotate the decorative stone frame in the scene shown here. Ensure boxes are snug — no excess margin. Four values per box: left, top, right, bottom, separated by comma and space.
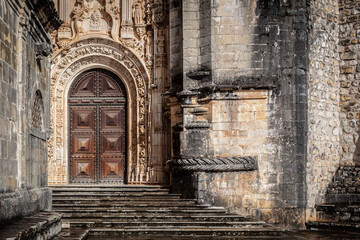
48, 38, 150, 185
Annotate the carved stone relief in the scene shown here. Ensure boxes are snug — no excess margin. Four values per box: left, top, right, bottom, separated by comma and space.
52, 0, 155, 69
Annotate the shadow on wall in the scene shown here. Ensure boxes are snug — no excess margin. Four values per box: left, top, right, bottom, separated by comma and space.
325, 162, 360, 204
322, 126, 360, 204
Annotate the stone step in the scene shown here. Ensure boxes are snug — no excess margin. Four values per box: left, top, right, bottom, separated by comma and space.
52, 193, 182, 198
51, 185, 167, 189
52, 186, 282, 238
53, 228, 89, 240
0, 211, 62, 240
52, 203, 204, 208
63, 214, 244, 222
306, 221, 360, 231
54, 208, 226, 217
53, 206, 216, 211
315, 203, 360, 222
85, 236, 280, 240
52, 188, 170, 193
64, 220, 265, 228
87, 227, 283, 237
316, 204, 360, 212
60, 214, 245, 222
53, 198, 196, 204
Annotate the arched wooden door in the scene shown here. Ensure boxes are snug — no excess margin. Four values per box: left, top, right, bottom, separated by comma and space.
68, 69, 126, 184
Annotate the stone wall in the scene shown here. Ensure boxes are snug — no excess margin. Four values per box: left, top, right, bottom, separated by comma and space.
211, 0, 268, 82
306, 0, 340, 218
208, 90, 268, 157
168, 0, 182, 91
0, 0, 60, 223
339, 0, 360, 164
168, 0, 312, 228
0, 0, 18, 193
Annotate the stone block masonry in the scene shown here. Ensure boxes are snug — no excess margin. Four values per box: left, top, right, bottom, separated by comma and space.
0, 0, 61, 223
167, 0, 359, 229
168, 0, 312, 228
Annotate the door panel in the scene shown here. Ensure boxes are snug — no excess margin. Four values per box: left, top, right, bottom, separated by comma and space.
99, 106, 126, 183
101, 159, 125, 181
71, 158, 96, 183
99, 71, 125, 97
69, 69, 126, 184
69, 106, 96, 183
70, 71, 96, 97
72, 109, 96, 131
71, 134, 95, 155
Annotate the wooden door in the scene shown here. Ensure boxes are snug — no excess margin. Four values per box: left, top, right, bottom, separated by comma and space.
69, 69, 126, 184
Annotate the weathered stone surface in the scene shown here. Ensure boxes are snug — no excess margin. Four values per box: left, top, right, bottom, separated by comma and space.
51, 185, 283, 238
0, 211, 62, 240
0, 0, 61, 224
3, 0, 360, 232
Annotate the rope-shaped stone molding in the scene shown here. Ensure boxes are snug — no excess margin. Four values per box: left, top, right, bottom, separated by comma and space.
167, 156, 258, 173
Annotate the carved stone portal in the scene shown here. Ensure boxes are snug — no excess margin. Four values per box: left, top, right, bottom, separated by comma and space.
49, 38, 150, 184
50, 1, 168, 185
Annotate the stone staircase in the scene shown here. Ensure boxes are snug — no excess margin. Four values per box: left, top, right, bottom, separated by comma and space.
51, 185, 282, 239
306, 203, 360, 231
306, 165, 360, 231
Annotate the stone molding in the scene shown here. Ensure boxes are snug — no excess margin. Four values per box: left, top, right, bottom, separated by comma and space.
167, 156, 258, 173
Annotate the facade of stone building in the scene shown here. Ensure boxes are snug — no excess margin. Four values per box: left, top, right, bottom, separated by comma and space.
1, 0, 360, 230
0, 0, 61, 222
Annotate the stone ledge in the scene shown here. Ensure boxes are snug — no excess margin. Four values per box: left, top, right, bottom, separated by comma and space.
325, 194, 360, 204
306, 221, 360, 231
167, 156, 257, 173
0, 211, 62, 240
0, 188, 52, 223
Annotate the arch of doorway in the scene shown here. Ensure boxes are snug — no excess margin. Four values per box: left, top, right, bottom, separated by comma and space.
49, 40, 151, 185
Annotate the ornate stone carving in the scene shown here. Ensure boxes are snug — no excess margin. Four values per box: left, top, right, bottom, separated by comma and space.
51, 1, 168, 185
18, 0, 29, 37
157, 29, 166, 54
52, 0, 155, 70
167, 156, 258, 173
49, 39, 150, 185
153, 1, 166, 25
36, 43, 53, 59
71, 0, 117, 40
133, 0, 145, 26
144, 31, 153, 57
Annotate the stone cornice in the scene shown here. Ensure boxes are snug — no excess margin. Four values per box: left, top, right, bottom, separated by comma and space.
31, 0, 62, 33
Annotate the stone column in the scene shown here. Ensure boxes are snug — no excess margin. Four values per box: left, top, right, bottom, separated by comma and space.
121, 0, 134, 38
